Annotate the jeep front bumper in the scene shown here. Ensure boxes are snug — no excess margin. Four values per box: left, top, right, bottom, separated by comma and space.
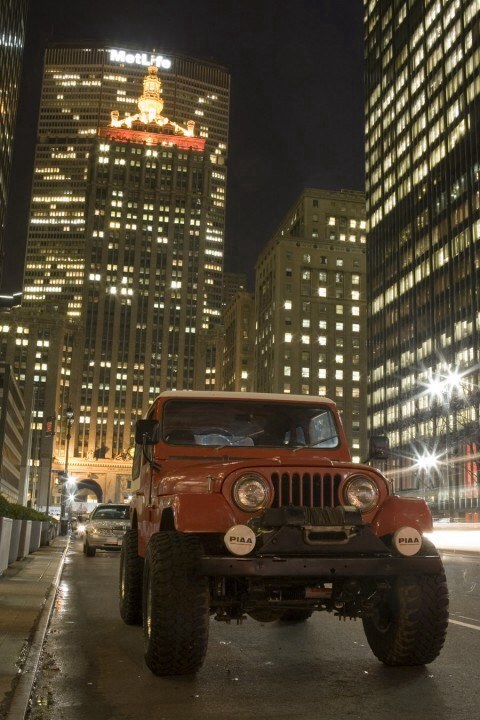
198, 504, 443, 578
198, 553, 443, 578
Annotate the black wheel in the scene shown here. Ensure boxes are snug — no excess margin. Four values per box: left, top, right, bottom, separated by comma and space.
85, 542, 96, 557
143, 532, 209, 676
280, 609, 313, 623
363, 551, 449, 666
119, 529, 144, 625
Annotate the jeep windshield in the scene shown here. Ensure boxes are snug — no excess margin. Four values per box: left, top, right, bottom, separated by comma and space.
162, 399, 340, 449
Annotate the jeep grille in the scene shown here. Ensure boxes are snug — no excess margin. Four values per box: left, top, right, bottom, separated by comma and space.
270, 471, 342, 509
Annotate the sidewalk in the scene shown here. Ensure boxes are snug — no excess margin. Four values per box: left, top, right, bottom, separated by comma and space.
0, 536, 68, 720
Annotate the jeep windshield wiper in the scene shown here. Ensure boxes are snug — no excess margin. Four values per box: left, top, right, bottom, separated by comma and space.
291, 435, 339, 452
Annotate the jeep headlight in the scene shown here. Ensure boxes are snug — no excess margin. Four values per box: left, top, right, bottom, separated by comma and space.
233, 473, 271, 512
344, 475, 379, 513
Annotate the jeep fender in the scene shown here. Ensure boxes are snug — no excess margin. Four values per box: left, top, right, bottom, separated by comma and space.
370, 495, 433, 537
159, 493, 240, 533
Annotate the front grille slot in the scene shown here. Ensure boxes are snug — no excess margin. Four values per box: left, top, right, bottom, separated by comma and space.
270, 471, 341, 509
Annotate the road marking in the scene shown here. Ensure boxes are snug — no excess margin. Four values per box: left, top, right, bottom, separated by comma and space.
449, 619, 480, 631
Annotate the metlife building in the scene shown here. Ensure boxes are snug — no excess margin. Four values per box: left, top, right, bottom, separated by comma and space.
22, 44, 230, 316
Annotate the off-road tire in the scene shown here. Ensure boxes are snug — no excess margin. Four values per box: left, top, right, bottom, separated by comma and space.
363, 545, 449, 666
85, 542, 96, 557
143, 532, 209, 676
119, 529, 144, 625
280, 609, 313, 623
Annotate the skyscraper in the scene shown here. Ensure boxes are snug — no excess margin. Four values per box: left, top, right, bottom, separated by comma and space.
365, 1, 480, 516
0, 0, 28, 286
22, 44, 229, 318
73, 65, 220, 458
254, 188, 367, 460
6, 44, 229, 510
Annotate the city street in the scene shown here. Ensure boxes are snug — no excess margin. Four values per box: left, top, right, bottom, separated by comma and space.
27, 538, 480, 720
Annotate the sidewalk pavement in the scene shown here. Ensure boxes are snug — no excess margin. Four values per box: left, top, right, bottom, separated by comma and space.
0, 524, 478, 719
0, 536, 68, 720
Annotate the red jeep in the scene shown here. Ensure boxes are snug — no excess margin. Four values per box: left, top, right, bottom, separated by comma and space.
119, 391, 448, 675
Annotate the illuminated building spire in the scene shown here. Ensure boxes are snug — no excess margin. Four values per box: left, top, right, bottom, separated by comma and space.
137, 65, 164, 123
110, 65, 195, 137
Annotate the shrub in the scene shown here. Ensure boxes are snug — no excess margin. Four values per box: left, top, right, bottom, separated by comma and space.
0, 494, 53, 522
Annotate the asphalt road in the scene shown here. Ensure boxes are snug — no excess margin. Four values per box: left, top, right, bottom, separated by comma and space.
27, 539, 480, 720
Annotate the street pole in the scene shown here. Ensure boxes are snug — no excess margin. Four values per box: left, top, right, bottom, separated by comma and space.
445, 392, 451, 520
60, 405, 74, 535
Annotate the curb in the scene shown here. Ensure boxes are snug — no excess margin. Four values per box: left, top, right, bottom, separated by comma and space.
5, 538, 70, 720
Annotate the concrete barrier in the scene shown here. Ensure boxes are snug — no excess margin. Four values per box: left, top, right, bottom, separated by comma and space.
29, 520, 42, 553
0, 517, 13, 575
17, 520, 32, 560
8, 519, 22, 565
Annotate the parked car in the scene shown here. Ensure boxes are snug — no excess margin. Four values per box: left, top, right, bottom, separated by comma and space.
120, 391, 449, 676
84, 504, 130, 557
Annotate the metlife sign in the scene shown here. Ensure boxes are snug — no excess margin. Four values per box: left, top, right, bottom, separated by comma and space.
108, 49, 172, 69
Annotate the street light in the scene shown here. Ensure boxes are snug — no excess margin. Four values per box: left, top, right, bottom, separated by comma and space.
60, 404, 75, 535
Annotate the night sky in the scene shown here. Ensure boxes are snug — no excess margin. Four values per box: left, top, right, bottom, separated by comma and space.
2, 0, 365, 293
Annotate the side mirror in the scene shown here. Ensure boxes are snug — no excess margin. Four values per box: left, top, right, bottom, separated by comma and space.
135, 418, 161, 445
368, 436, 389, 460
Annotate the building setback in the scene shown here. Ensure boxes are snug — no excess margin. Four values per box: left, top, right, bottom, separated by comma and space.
254, 188, 367, 461
0, 0, 28, 287
365, 0, 480, 517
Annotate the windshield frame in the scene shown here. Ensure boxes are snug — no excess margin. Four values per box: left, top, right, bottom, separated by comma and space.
161, 398, 341, 450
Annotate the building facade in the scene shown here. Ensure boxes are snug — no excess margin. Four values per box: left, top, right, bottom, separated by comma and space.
0, 303, 77, 507
11, 45, 230, 511
22, 44, 229, 318
72, 65, 220, 458
0, 0, 28, 286
365, 0, 480, 516
254, 188, 367, 461
0, 362, 25, 503
220, 290, 255, 392
222, 271, 247, 306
